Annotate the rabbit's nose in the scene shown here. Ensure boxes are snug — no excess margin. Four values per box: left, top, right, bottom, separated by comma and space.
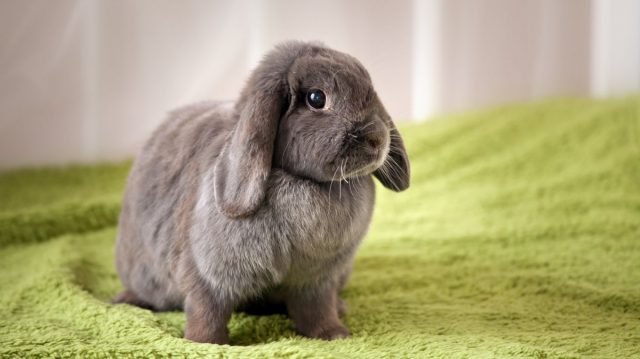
351, 130, 384, 152
351, 117, 386, 152
365, 135, 383, 150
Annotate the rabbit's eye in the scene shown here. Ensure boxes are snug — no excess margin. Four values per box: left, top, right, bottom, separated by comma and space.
306, 89, 326, 110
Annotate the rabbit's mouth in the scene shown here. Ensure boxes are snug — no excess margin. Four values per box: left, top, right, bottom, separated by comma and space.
330, 133, 390, 181
342, 162, 379, 179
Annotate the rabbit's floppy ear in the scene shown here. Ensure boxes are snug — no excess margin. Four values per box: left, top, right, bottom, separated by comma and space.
214, 42, 307, 218
374, 108, 410, 192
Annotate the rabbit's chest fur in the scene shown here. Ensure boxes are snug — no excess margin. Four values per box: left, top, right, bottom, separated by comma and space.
266, 171, 375, 286
190, 168, 375, 299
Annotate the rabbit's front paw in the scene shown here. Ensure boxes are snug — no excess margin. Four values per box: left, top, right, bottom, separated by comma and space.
314, 323, 350, 340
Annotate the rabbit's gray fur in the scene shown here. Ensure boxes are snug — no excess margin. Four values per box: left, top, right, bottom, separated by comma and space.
114, 41, 410, 344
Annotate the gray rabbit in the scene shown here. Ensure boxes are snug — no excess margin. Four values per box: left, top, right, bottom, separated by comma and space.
114, 41, 410, 344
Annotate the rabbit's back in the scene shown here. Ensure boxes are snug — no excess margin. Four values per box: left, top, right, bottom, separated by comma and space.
115, 101, 235, 310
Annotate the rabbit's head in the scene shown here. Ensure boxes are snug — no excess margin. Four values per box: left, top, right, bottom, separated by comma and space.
215, 41, 410, 218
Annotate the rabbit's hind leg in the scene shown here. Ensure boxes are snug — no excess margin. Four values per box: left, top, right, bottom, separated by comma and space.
112, 289, 155, 310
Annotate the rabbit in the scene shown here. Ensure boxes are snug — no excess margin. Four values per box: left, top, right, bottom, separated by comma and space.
113, 41, 410, 345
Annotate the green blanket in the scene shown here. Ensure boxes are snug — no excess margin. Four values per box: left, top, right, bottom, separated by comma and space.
1, 97, 639, 358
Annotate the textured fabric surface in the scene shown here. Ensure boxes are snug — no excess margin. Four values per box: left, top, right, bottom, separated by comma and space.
1, 97, 639, 358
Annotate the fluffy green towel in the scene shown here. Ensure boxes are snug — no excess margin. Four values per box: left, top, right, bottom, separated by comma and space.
1, 97, 639, 358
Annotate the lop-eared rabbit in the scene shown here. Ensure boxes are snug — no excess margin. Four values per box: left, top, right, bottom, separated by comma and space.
114, 41, 410, 344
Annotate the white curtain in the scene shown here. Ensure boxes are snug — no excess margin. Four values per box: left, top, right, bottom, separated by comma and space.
0, 0, 638, 169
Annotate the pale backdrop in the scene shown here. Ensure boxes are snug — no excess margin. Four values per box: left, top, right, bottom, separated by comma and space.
0, 0, 638, 169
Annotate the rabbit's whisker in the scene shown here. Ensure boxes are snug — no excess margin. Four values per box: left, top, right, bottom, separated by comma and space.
329, 164, 341, 204
382, 153, 404, 189
339, 159, 345, 200
359, 121, 375, 131
342, 164, 350, 184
